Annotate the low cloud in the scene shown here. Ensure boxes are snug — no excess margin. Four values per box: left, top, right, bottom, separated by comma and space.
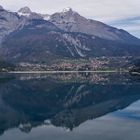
110, 17, 140, 37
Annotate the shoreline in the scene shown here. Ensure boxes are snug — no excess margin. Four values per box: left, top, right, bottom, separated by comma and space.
7, 70, 129, 74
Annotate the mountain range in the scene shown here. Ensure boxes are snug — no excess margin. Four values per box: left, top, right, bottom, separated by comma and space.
0, 6, 140, 64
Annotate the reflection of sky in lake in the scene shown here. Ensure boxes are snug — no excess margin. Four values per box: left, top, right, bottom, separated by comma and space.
1, 99, 140, 140
111, 100, 140, 121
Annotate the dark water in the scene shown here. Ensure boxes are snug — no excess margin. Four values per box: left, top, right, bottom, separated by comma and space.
0, 72, 140, 140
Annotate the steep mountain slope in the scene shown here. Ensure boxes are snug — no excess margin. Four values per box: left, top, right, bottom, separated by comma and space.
1, 18, 140, 63
0, 5, 22, 43
49, 8, 140, 44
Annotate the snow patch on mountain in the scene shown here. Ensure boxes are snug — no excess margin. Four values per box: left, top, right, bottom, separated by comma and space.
42, 15, 50, 20
18, 12, 30, 17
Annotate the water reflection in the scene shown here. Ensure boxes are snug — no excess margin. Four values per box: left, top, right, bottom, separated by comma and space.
0, 72, 140, 137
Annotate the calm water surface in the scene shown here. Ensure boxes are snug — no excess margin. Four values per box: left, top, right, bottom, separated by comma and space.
0, 72, 140, 140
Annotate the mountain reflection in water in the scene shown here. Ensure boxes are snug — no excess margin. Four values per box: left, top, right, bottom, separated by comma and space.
0, 72, 140, 137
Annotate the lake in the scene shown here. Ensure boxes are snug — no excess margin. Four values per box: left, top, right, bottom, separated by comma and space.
0, 72, 140, 140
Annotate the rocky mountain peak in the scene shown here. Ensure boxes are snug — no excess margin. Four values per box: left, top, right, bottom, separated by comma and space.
62, 7, 73, 13
61, 7, 78, 16
18, 6, 32, 14
49, 7, 80, 24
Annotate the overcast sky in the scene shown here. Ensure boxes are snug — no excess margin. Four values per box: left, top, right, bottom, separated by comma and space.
0, 0, 140, 37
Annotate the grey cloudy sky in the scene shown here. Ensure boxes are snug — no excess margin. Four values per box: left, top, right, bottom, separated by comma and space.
0, 0, 140, 37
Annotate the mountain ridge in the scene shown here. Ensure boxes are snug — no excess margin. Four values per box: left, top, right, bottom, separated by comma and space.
48, 8, 140, 44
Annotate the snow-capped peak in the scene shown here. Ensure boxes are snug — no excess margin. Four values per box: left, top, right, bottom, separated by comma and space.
62, 7, 73, 13
18, 6, 31, 13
